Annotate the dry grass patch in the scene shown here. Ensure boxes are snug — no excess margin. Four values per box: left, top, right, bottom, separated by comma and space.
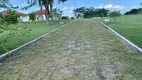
0, 19, 141, 80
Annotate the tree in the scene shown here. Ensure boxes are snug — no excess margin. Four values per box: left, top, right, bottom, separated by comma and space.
0, 1, 30, 53
0, 0, 11, 9
58, 0, 67, 3
0, 0, 18, 10
74, 7, 88, 18
29, 13, 36, 21
124, 8, 142, 15
62, 16, 69, 20
4, 11, 20, 24
51, 8, 63, 20
0, 10, 30, 53
74, 7, 109, 18
109, 11, 121, 23
71, 17, 74, 19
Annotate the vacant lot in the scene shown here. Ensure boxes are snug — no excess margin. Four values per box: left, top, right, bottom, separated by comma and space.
0, 19, 142, 80
102, 15, 142, 48
0, 20, 71, 54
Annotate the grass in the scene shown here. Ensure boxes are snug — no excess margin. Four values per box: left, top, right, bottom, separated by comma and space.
0, 20, 71, 55
101, 15, 142, 48
0, 19, 142, 80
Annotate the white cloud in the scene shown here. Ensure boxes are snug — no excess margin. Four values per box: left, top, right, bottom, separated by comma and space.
69, 10, 73, 13
19, 3, 28, 8
62, 14, 67, 16
43, 7, 45, 9
53, 6, 56, 9
64, 11, 68, 13
133, 6, 137, 8
104, 4, 113, 9
63, 7, 68, 10
94, 4, 124, 10
61, 6, 75, 17
94, 7, 98, 9
98, 5, 103, 9
69, 7, 74, 10
113, 5, 124, 10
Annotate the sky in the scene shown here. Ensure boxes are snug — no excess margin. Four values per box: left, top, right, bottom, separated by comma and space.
1, 0, 142, 17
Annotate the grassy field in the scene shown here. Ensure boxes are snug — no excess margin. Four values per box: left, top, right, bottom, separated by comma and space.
0, 20, 71, 55
0, 19, 142, 80
101, 15, 142, 48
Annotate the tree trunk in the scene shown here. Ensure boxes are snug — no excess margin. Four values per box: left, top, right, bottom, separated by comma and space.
40, 6, 43, 20
114, 17, 116, 27
45, 13, 49, 25
44, 4, 50, 25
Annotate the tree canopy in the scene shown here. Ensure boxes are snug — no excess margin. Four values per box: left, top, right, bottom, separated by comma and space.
74, 7, 109, 18
124, 8, 142, 15
0, 0, 19, 10
109, 11, 121, 23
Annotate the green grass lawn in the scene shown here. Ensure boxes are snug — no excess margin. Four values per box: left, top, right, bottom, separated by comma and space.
0, 20, 71, 55
101, 15, 142, 48
0, 19, 142, 80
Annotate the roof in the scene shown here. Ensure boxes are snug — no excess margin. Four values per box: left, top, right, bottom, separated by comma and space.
1, 10, 25, 16
32, 9, 62, 15
32, 9, 48, 15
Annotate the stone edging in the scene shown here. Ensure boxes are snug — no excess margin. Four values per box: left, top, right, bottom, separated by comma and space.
98, 20, 142, 53
0, 20, 75, 60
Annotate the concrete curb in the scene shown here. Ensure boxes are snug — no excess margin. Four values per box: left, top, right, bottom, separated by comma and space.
98, 20, 142, 53
0, 20, 75, 60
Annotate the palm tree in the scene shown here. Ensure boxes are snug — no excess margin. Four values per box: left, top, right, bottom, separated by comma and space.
27, 0, 67, 25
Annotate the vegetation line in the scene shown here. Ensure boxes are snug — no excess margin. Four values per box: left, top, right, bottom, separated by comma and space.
98, 20, 142, 53
0, 20, 75, 60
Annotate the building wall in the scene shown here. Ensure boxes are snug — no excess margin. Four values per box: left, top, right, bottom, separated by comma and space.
36, 15, 46, 21
20, 16, 30, 22
43, 15, 46, 20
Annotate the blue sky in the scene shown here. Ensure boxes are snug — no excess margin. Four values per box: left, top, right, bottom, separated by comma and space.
1, 0, 142, 17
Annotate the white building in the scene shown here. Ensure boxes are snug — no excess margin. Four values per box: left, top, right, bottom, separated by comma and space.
32, 9, 47, 21
1, 10, 29, 22
32, 9, 62, 21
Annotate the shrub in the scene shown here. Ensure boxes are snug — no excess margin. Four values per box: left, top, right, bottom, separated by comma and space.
62, 16, 69, 20
71, 17, 74, 19
29, 13, 36, 21
4, 11, 20, 25
0, 10, 30, 53
109, 11, 121, 23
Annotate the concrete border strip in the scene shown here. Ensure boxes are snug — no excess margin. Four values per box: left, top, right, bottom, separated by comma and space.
98, 20, 142, 53
0, 20, 75, 60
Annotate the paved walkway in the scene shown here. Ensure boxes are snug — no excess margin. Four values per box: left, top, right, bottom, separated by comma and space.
0, 19, 138, 80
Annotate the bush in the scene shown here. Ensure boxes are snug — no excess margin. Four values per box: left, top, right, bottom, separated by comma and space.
29, 13, 36, 21
0, 13, 3, 18
62, 16, 69, 20
0, 10, 30, 53
0, 13, 4, 25
71, 17, 74, 19
4, 11, 20, 25
109, 11, 121, 23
